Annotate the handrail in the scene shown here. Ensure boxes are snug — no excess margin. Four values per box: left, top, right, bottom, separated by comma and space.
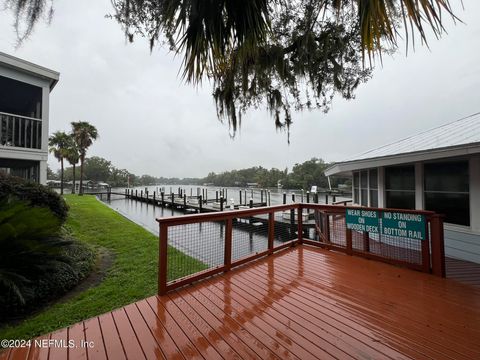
156, 203, 297, 226
0, 111, 42, 122
157, 203, 446, 295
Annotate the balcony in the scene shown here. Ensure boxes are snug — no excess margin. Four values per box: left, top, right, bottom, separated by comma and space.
0, 112, 42, 150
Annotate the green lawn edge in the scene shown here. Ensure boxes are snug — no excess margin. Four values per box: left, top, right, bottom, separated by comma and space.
0, 195, 207, 340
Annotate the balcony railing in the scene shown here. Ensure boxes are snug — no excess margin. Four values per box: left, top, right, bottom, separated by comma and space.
157, 203, 445, 295
0, 111, 42, 149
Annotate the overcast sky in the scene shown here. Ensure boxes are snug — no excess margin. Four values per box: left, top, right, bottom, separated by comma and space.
1, 1, 479, 178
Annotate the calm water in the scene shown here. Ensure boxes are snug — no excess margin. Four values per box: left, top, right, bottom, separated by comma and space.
102, 185, 350, 265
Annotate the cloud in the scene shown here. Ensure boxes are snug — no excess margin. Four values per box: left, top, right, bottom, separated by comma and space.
1, 0, 479, 177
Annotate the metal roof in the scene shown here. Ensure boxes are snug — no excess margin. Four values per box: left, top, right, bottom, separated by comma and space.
325, 112, 480, 176
347, 112, 480, 161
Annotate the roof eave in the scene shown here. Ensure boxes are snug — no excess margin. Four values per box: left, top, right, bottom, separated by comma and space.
325, 142, 480, 176
0, 52, 60, 91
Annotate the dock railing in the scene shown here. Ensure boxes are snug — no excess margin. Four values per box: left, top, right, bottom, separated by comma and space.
157, 203, 445, 295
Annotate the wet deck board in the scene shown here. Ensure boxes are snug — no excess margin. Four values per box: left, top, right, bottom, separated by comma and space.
3, 245, 480, 359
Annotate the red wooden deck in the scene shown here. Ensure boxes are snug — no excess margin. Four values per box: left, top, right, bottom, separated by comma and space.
2, 245, 480, 360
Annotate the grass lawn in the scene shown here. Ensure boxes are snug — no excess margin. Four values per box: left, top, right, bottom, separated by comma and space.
0, 195, 207, 340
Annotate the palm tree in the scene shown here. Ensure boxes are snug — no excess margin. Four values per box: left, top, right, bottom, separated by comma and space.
64, 136, 80, 194
71, 121, 98, 195
48, 131, 70, 195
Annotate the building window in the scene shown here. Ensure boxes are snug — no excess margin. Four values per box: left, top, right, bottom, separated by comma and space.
369, 169, 378, 207
360, 171, 368, 206
424, 161, 469, 226
353, 169, 378, 207
385, 165, 415, 209
353, 172, 359, 203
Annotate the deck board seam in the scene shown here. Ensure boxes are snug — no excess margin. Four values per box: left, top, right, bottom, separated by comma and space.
226, 267, 418, 360
240, 262, 468, 360
270, 252, 480, 336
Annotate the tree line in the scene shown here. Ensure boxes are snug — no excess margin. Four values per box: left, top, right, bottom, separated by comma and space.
49, 157, 350, 190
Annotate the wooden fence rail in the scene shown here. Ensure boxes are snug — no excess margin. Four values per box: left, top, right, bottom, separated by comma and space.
157, 203, 445, 295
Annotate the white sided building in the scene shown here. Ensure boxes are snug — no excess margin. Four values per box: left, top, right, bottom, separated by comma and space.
0, 52, 59, 184
325, 113, 480, 264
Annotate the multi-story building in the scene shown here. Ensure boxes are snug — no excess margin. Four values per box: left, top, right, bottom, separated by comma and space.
0, 52, 59, 184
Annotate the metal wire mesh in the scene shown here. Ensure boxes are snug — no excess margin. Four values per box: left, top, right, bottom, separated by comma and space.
352, 220, 423, 265
327, 214, 347, 247
273, 208, 300, 242
166, 221, 225, 282
231, 214, 269, 262
302, 206, 425, 266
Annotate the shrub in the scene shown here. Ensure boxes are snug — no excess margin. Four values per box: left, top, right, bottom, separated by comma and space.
0, 199, 94, 320
0, 173, 68, 222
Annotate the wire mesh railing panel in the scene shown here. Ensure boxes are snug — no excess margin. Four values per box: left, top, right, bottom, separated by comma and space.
301, 205, 429, 269
166, 221, 225, 283
300, 208, 320, 242
273, 208, 299, 243
352, 225, 423, 265
231, 214, 269, 262
328, 214, 347, 247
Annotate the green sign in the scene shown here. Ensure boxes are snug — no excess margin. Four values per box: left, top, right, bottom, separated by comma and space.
381, 211, 426, 240
345, 208, 380, 233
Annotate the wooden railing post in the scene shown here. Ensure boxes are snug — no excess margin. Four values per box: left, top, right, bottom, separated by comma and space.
422, 221, 431, 273
297, 205, 303, 244
430, 215, 446, 277
346, 228, 353, 255
158, 223, 168, 295
324, 213, 331, 243
363, 232, 370, 253
268, 211, 274, 254
224, 218, 233, 271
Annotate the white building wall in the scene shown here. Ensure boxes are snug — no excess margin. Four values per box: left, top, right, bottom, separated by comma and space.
0, 63, 52, 185
375, 159, 480, 264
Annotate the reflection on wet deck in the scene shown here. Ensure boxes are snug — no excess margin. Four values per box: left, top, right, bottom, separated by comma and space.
3, 245, 480, 359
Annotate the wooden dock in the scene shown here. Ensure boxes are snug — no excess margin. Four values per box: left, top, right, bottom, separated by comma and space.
123, 189, 268, 213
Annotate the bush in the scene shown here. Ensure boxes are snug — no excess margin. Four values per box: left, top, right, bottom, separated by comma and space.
0, 173, 68, 222
0, 199, 94, 320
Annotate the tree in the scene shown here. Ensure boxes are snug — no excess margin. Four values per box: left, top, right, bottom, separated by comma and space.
64, 136, 80, 194
4, 1, 457, 138
71, 121, 98, 195
83, 156, 112, 182
110, 0, 457, 139
48, 131, 70, 195
47, 165, 58, 180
